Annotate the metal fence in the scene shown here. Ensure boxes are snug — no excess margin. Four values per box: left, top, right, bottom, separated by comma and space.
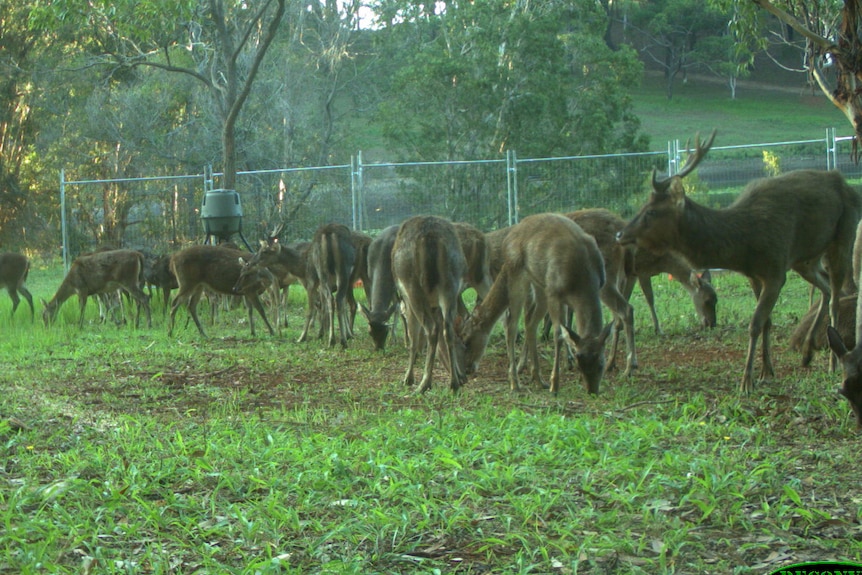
58, 129, 862, 266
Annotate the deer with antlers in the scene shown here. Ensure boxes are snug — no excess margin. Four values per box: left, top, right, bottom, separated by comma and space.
617, 130, 862, 394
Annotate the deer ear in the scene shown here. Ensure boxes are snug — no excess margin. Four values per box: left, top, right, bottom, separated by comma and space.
700, 269, 711, 282
238, 257, 246, 266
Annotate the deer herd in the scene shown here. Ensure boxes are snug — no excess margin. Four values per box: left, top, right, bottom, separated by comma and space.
6, 129, 862, 428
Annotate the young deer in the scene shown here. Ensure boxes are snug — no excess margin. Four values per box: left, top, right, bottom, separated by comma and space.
618, 130, 862, 394
0, 253, 34, 320
359, 224, 401, 351
42, 249, 152, 328
392, 215, 467, 394
310, 223, 356, 348
167, 244, 275, 338
461, 213, 613, 395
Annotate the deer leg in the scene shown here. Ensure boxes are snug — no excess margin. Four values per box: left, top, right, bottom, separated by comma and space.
524, 290, 549, 391
638, 276, 662, 334
442, 308, 464, 393
77, 293, 89, 328
416, 315, 439, 394
741, 277, 783, 393
297, 285, 318, 343
794, 260, 833, 368
600, 284, 637, 377
7, 287, 20, 317
187, 289, 209, 337
18, 286, 34, 320
248, 295, 275, 336
402, 308, 422, 389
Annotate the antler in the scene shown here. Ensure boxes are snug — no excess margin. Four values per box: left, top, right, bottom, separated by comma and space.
677, 129, 717, 179
653, 129, 717, 192
267, 222, 285, 244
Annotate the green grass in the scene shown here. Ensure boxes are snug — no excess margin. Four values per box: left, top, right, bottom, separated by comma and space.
632, 73, 847, 147
1, 260, 860, 574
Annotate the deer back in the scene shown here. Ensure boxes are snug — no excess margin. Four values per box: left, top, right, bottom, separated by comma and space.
566, 208, 633, 287
312, 223, 355, 291
392, 216, 466, 311
170, 245, 252, 296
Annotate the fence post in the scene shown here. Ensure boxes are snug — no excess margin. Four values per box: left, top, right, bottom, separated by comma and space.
827, 127, 837, 170
506, 149, 519, 226
351, 151, 364, 231
60, 169, 69, 271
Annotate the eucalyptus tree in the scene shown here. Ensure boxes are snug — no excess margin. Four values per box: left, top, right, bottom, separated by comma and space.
30, 0, 287, 192
370, 0, 646, 224
628, 0, 730, 100
0, 1, 41, 247
713, 0, 862, 149
374, 0, 646, 161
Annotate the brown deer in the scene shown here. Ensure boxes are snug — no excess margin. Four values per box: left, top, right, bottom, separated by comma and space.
359, 224, 401, 350
167, 244, 275, 338
793, 294, 857, 353
629, 250, 717, 332
392, 215, 467, 393
617, 130, 862, 394
42, 249, 152, 328
143, 254, 178, 315
453, 221, 494, 306
0, 253, 34, 320
460, 213, 613, 395
566, 209, 637, 376
310, 223, 356, 348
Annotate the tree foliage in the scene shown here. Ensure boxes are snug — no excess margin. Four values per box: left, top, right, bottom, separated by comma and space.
712, 0, 862, 151
31, 0, 287, 190
629, 0, 731, 99
374, 0, 648, 161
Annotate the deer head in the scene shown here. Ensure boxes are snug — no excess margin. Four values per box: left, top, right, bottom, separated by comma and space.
617, 129, 716, 253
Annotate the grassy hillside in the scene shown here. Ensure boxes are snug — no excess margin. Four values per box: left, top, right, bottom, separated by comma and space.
632, 72, 847, 147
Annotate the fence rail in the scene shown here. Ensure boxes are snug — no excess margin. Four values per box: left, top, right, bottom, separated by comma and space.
58, 129, 862, 266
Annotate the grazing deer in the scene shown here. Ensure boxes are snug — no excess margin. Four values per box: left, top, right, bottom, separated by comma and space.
393, 215, 467, 393
629, 250, 717, 332
310, 223, 356, 348
359, 224, 401, 350
167, 244, 275, 338
566, 209, 637, 376
793, 294, 857, 354
461, 213, 613, 395
617, 130, 862, 394
453, 221, 494, 306
42, 249, 152, 328
0, 253, 34, 320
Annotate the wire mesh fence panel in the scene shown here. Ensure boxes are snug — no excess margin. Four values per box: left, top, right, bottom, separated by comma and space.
61, 130, 862, 260
233, 165, 353, 244
684, 138, 829, 209
62, 175, 203, 260
360, 160, 508, 233
514, 151, 667, 220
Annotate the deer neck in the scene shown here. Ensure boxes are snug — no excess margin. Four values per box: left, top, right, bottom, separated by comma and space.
467, 267, 511, 335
